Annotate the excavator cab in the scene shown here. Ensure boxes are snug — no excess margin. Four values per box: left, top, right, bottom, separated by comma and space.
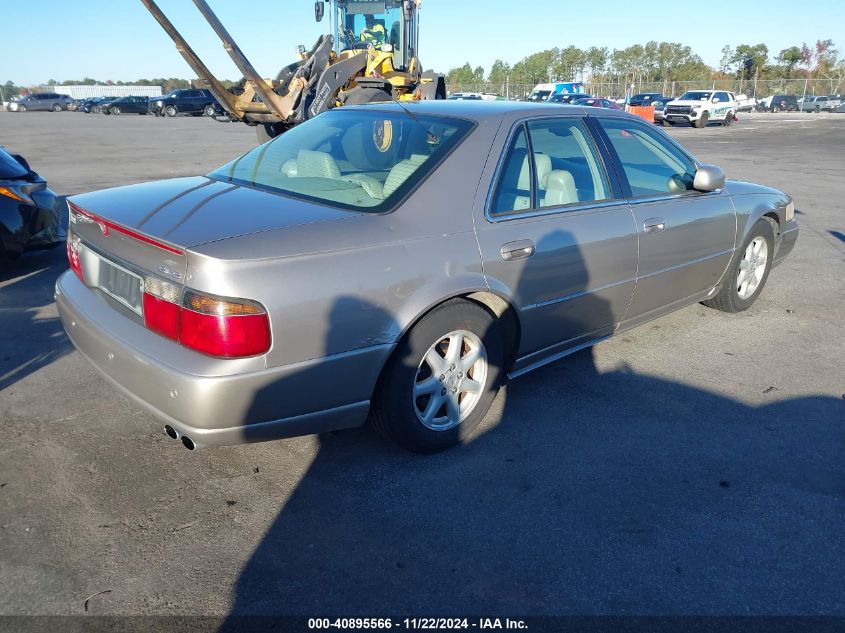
318, 0, 420, 72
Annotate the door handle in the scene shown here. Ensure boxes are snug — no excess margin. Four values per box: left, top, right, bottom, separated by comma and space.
643, 217, 666, 234
500, 239, 536, 261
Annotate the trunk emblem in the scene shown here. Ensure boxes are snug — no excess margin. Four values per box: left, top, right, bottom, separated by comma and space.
158, 265, 183, 281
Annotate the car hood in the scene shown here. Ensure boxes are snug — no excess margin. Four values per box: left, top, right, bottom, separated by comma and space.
68, 176, 357, 248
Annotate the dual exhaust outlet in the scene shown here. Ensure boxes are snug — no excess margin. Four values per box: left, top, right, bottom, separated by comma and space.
164, 425, 197, 451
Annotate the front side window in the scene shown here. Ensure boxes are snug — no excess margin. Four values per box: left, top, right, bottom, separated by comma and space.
209, 109, 473, 212
598, 118, 697, 197
490, 118, 610, 216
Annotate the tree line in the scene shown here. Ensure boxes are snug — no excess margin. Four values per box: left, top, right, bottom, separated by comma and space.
447, 39, 845, 88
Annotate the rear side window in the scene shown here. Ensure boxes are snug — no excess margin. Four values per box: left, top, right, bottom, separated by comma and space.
490, 118, 610, 216
490, 126, 531, 215
598, 118, 697, 197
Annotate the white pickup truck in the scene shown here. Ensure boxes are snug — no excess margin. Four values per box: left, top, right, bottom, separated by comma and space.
662, 90, 738, 128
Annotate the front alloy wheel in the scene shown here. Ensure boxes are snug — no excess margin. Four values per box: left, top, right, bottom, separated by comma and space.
736, 237, 768, 300
702, 217, 775, 313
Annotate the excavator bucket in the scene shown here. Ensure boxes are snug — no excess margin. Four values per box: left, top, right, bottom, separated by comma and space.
139, 0, 305, 125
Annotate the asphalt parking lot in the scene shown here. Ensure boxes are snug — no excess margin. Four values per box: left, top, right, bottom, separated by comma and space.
0, 111, 843, 618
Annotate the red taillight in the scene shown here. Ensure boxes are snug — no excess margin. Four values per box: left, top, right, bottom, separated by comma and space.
180, 309, 271, 358
142, 293, 180, 340
142, 284, 271, 359
66, 234, 84, 282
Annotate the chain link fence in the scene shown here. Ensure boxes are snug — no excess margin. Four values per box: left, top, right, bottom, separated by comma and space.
448, 78, 845, 100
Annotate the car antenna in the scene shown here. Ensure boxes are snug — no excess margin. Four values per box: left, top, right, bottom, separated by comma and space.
383, 88, 439, 145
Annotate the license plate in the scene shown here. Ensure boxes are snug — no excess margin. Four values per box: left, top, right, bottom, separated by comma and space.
96, 255, 144, 316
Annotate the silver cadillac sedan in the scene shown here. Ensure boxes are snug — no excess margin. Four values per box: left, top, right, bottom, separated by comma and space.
56, 101, 798, 453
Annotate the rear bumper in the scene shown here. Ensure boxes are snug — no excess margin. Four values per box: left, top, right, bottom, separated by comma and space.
55, 271, 389, 446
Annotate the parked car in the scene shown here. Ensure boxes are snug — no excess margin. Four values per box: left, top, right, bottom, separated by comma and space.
799, 96, 818, 112
7, 93, 73, 112
734, 94, 756, 112
101, 96, 152, 115
663, 90, 738, 127
820, 95, 842, 111
447, 93, 483, 100
0, 147, 64, 267
149, 89, 219, 117
90, 96, 119, 114
571, 97, 622, 110
768, 95, 799, 112
629, 93, 665, 107
57, 101, 798, 453
652, 98, 671, 123
547, 93, 591, 104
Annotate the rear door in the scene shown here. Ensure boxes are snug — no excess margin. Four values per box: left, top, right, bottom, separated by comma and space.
593, 116, 736, 325
475, 115, 638, 374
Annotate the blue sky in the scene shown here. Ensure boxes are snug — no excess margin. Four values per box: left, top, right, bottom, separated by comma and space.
5, 0, 844, 85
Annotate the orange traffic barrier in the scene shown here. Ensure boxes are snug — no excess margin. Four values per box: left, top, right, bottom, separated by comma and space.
626, 105, 656, 122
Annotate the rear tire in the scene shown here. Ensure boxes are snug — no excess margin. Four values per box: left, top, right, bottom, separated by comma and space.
255, 122, 286, 143
203, 104, 216, 117
343, 86, 392, 105
702, 218, 776, 313
370, 299, 505, 453
112, 107, 121, 115
51, 103, 61, 112
722, 111, 734, 126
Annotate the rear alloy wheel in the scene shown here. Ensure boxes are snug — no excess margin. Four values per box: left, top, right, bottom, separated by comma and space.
203, 104, 216, 117
694, 112, 709, 128
371, 299, 504, 453
164, 105, 177, 117
702, 218, 775, 313
111, 106, 121, 115
51, 103, 62, 112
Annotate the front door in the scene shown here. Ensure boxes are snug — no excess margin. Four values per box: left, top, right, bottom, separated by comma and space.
593, 116, 736, 324
475, 116, 638, 375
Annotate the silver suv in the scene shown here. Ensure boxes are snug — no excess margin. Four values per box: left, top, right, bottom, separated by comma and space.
8, 93, 73, 112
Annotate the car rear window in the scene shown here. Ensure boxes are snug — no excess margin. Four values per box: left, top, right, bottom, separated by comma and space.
209, 109, 474, 213
0, 148, 28, 179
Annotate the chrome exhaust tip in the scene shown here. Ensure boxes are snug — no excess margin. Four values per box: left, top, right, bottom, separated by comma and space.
180, 435, 197, 451
164, 425, 179, 440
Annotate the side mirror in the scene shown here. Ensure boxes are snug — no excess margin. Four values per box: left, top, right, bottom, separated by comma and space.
314, 1, 324, 22
693, 164, 725, 192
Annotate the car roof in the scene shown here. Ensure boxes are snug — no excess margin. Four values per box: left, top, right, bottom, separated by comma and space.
340, 100, 635, 122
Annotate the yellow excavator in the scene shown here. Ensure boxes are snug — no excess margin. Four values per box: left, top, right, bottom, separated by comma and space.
140, 0, 446, 142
